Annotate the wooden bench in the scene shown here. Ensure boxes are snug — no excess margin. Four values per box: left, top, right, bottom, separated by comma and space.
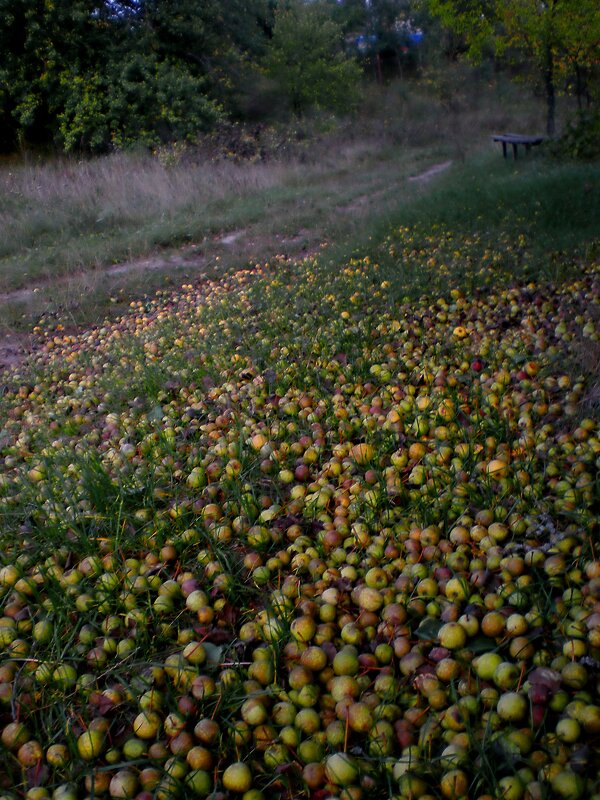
492, 133, 545, 159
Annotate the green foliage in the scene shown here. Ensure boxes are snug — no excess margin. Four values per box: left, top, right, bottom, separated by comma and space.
327, 0, 429, 79
57, 73, 111, 153
3, 0, 593, 154
554, 0, 600, 108
0, 0, 270, 152
327, 0, 369, 31
57, 60, 222, 153
366, 0, 421, 52
0, 0, 108, 149
264, 1, 361, 116
426, 0, 600, 136
550, 110, 600, 161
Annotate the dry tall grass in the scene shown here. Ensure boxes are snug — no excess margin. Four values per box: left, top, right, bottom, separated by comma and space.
0, 70, 568, 298
0, 154, 297, 247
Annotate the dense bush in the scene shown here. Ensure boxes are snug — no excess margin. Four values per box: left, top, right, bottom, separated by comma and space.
550, 110, 600, 161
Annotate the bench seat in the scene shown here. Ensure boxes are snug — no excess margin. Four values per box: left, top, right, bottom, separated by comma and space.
492, 133, 545, 159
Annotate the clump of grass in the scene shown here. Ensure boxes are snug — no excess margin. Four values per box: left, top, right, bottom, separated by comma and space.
0, 153, 306, 288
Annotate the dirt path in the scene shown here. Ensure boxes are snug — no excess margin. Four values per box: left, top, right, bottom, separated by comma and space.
0, 229, 319, 373
0, 161, 452, 373
0, 332, 31, 372
408, 160, 453, 183
0, 229, 319, 308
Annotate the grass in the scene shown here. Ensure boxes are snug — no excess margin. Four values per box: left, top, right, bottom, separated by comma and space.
0, 131, 598, 795
0, 72, 598, 794
0, 135, 440, 294
398, 157, 600, 251
0, 68, 565, 334
328, 154, 600, 299
0, 142, 434, 331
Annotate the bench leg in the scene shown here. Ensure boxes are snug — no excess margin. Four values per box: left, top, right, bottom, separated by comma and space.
502, 141, 507, 158
512, 142, 518, 159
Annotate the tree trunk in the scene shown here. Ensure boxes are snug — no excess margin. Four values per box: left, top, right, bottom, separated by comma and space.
395, 48, 403, 80
544, 45, 556, 136
375, 52, 383, 84
574, 63, 583, 111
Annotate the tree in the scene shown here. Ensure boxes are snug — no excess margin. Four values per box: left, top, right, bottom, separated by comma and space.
426, 0, 600, 136
0, 0, 272, 152
0, 0, 113, 150
327, 0, 426, 80
264, 0, 361, 116
552, 1, 600, 109
86, 0, 272, 146
327, 0, 369, 32
57, 55, 223, 151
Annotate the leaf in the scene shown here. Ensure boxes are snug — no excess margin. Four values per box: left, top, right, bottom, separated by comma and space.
414, 618, 443, 641
202, 641, 225, 669
529, 667, 561, 691
467, 636, 499, 654
148, 404, 163, 422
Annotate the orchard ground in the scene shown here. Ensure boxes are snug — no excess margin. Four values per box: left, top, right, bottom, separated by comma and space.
0, 78, 599, 800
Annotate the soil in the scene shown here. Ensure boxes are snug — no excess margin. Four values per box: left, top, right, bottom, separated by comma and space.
0, 161, 453, 374
0, 332, 32, 373
408, 160, 453, 182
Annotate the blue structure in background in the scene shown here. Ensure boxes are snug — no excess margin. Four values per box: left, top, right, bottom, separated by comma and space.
354, 34, 378, 54
350, 29, 424, 56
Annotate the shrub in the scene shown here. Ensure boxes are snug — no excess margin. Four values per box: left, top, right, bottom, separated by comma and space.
263, 0, 361, 117
550, 110, 600, 161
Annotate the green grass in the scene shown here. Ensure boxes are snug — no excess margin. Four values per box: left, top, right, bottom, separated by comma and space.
0, 142, 437, 331
0, 70, 565, 333
0, 140, 428, 294
9, 150, 597, 337
337, 156, 600, 283
0, 134, 598, 796
406, 157, 599, 246
0, 75, 597, 799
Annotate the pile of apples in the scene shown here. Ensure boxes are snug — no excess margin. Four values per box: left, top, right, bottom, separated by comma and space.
0, 225, 598, 800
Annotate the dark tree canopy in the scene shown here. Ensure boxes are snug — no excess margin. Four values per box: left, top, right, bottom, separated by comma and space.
0, 0, 275, 151
426, 0, 600, 135
264, 0, 361, 115
1, 0, 597, 152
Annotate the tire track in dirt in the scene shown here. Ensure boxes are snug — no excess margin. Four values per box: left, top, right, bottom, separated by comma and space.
0, 161, 452, 373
